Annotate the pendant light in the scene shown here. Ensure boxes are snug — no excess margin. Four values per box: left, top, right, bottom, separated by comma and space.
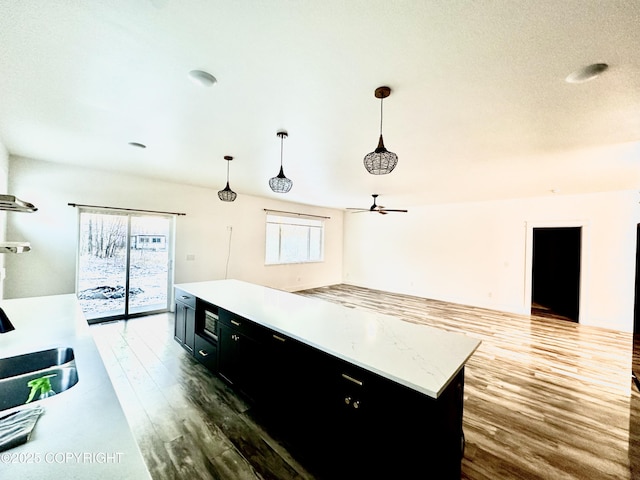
218, 155, 237, 202
269, 130, 293, 193
363, 86, 398, 175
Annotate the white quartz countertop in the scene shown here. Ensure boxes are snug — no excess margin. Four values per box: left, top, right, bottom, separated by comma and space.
0, 294, 151, 480
176, 279, 481, 398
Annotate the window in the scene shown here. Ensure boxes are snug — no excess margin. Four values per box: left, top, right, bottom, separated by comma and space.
265, 213, 324, 264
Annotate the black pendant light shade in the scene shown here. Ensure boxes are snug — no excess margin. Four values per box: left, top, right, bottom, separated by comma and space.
364, 86, 398, 175
0, 307, 15, 333
218, 155, 237, 202
269, 130, 293, 193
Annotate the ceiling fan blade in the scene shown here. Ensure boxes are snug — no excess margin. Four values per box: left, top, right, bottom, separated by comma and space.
349, 195, 407, 214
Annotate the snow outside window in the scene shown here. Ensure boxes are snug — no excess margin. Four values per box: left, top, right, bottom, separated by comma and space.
265, 214, 324, 265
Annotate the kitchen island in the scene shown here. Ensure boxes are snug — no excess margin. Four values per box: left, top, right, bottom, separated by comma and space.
0, 294, 151, 480
176, 279, 481, 478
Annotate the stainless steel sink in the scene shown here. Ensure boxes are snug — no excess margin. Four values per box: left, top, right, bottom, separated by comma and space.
0, 348, 78, 411
0, 347, 75, 379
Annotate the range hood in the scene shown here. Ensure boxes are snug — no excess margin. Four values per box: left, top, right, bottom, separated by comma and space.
0, 194, 37, 212
0, 242, 30, 253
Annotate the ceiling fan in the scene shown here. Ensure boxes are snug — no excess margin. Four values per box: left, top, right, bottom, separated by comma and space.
347, 194, 408, 215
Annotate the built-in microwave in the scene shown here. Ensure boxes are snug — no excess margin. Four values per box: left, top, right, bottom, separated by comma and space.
203, 309, 218, 341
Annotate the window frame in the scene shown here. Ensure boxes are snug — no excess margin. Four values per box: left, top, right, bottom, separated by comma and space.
265, 213, 325, 265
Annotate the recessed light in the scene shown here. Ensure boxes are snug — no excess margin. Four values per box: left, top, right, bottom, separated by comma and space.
565, 63, 608, 83
188, 69, 217, 87
128, 142, 147, 149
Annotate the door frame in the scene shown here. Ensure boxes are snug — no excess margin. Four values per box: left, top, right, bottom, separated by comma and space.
634, 224, 640, 335
75, 207, 176, 322
523, 220, 589, 322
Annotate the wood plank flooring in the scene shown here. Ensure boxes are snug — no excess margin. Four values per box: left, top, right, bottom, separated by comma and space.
90, 284, 640, 480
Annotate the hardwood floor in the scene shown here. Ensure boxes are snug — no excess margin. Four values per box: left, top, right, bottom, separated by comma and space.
90, 284, 640, 479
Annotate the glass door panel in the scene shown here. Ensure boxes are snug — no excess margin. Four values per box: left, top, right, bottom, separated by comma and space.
128, 215, 171, 315
77, 211, 128, 320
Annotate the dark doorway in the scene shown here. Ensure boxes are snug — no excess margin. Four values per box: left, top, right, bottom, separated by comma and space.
632, 225, 640, 472
632, 224, 640, 391
531, 227, 581, 322
635, 224, 640, 336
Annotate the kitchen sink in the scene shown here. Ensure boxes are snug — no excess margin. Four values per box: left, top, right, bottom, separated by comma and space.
0, 348, 78, 411
0, 347, 75, 379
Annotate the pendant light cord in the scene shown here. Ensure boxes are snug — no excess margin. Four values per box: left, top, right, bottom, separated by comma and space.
379, 96, 384, 136
280, 134, 284, 167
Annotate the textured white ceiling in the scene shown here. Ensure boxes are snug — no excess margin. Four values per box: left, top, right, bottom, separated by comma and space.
1, 1, 639, 209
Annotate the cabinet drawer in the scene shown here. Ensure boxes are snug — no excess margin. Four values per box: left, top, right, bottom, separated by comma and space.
175, 288, 196, 308
218, 309, 269, 340
194, 335, 217, 372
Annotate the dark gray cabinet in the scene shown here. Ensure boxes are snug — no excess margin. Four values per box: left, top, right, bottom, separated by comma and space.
175, 289, 219, 371
174, 288, 195, 353
178, 291, 466, 478
320, 355, 464, 478
217, 309, 268, 403
194, 334, 217, 371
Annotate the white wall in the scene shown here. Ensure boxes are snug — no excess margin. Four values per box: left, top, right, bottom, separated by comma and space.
5, 157, 343, 299
8, 155, 639, 333
344, 190, 640, 332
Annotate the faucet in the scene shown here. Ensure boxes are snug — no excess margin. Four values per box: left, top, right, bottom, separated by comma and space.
0, 307, 15, 333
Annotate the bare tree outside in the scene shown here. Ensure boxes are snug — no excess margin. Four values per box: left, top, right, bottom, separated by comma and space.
80, 214, 127, 258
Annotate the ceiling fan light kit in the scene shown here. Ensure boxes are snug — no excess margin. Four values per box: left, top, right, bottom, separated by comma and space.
269, 130, 293, 193
347, 194, 407, 214
364, 86, 398, 175
218, 155, 237, 202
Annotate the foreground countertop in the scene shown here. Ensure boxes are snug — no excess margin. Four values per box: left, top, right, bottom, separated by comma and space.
176, 279, 481, 398
0, 294, 151, 480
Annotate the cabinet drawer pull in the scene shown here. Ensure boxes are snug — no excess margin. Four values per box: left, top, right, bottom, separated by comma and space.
341, 373, 363, 386
272, 334, 286, 342
198, 349, 209, 357
231, 319, 241, 326
181, 295, 190, 300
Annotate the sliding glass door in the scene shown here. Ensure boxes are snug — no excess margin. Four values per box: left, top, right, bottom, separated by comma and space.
128, 214, 172, 315
76, 208, 174, 322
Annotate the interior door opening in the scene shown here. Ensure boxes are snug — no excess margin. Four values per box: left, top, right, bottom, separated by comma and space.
531, 227, 581, 322
76, 209, 174, 323
632, 224, 640, 391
